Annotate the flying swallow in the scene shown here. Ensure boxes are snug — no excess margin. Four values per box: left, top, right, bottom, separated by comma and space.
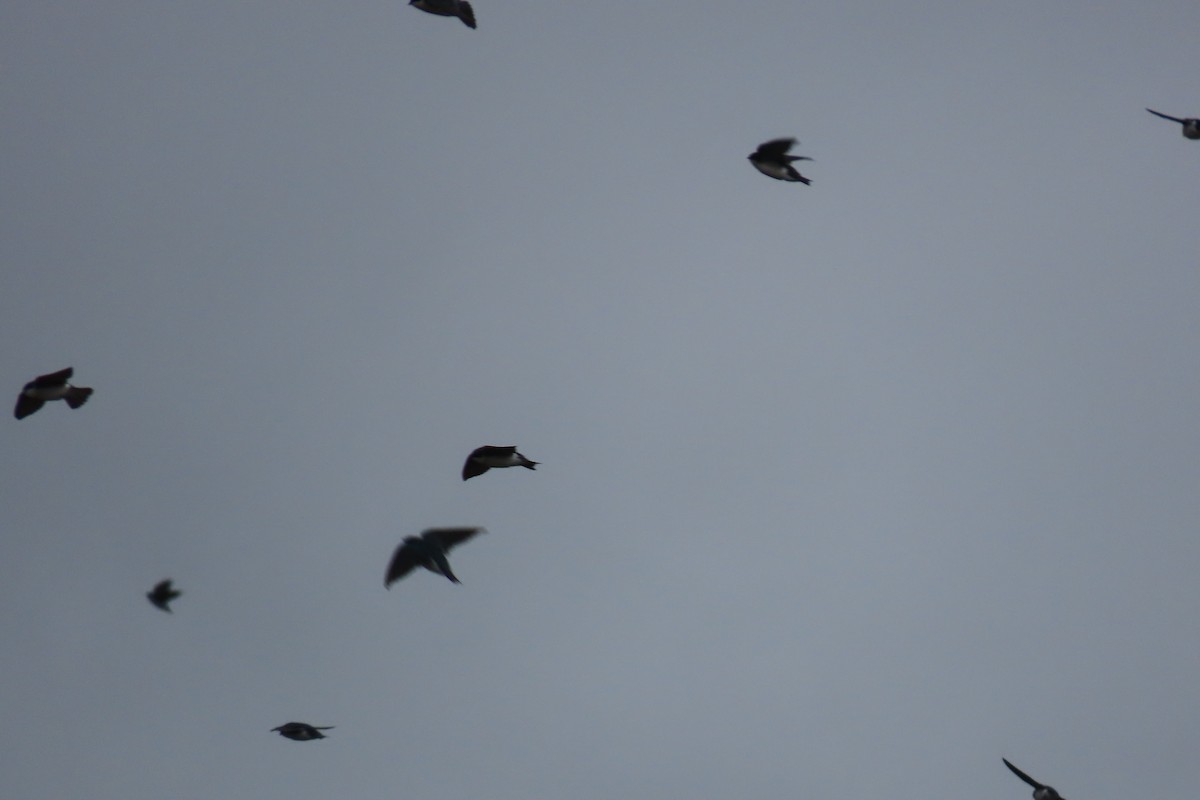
748, 138, 813, 184
1146, 108, 1200, 139
410, 0, 476, 28
272, 722, 334, 741
385, 527, 486, 586
1003, 758, 1065, 800
14, 367, 93, 419
462, 445, 539, 480
146, 579, 182, 613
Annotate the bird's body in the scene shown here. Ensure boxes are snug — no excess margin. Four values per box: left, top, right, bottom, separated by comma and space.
385, 527, 485, 586
1003, 758, 1065, 800
272, 722, 334, 741
14, 367, 93, 419
146, 579, 182, 613
410, 0, 476, 28
748, 138, 813, 184
1147, 108, 1200, 139
462, 445, 538, 480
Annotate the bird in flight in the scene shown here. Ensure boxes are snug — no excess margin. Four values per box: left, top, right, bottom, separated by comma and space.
409, 0, 476, 29
1003, 758, 1065, 800
1146, 108, 1200, 139
462, 445, 539, 480
385, 527, 486, 586
146, 580, 182, 613
748, 138, 813, 184
14, 367, 93, 419
272, 722, 334, 741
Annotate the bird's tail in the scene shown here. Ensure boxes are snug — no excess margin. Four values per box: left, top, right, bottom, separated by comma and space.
65, 387, 93, 409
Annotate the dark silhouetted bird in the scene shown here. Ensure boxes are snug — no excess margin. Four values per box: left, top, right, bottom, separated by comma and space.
748, 138, 813, 184
385, 527, 486, 586
462, 445, 539, 480
1003, 758, 1065, 800
272, 722, 334, 741
410, 0, 476, 28
14, 367, 93, 419
146, 579, 182, 613
1146, 108, 1200, 139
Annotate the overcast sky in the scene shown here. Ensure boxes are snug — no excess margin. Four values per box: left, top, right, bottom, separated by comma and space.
2, 1, 1199, 799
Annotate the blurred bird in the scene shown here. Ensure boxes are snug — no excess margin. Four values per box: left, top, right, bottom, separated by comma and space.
272, 722, 334, 741
385, 527, 486, 586
1003, 758, 1065, 800
410, 0, 476, 28
14, 367, 93, 419
748, 138, 813, 184
462, 445, 539, 480
1146, 108, 1200, 139
146, 579, 182, 613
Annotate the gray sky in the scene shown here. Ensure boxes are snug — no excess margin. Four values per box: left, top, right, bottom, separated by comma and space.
2, 1, 1199, 799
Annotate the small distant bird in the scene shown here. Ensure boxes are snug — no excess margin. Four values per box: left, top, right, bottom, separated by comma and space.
410, 0, 476, 28
14, 367, 93, 419
385, 527, 486, 587
1146, 108, 1200, 139
1003, 758, 1065, 800
462, 445, 539, 481
146, 579, 182, 613
748, 138, 813, 184
272, 722, 334, 741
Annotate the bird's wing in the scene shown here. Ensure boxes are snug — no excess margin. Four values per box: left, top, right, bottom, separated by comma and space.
462, 458, 490, 480
32, 367, 73, 387
475, 445, 517, 457
1147, 108, 1185, 124
754, 138, 797, 158
425, 527, 485, 552
458, 0, 476, 27
1003, 759, 1044, 789
14, 394, 44, 419
384, 542, 420, 587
